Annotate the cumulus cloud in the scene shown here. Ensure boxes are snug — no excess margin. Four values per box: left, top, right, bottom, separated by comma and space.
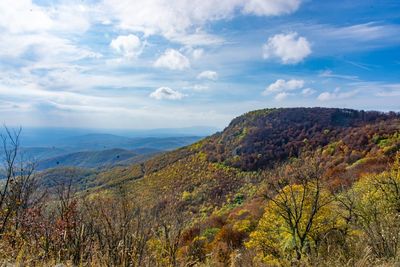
197, 71, 218, 80
150, 87, 185, 100
263, 32, 311, 64
110, 34, 142, 58
154, 49, 190, 70
263, 79, 304, 95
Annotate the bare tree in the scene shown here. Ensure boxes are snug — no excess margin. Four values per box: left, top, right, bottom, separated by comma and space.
264, 156, 334, 261
0, 126, 40, 236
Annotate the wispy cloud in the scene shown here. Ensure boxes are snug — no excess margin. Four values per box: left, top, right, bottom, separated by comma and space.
319, 70, 359, 81
317, 88, 358, 101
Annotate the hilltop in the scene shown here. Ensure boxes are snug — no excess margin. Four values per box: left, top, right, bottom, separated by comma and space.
203, 107, 399, 170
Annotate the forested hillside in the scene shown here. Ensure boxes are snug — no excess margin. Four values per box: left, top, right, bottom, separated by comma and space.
0, 108, 399, 266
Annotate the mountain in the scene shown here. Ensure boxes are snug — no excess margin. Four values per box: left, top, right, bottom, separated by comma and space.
56, 134, 203, 151
20, 147, 69, 159
89, 107, 399, 202
18, 127, 216, 147
81, 108, 399, 265
203, 107, 399, 170
36, 148, 159, 170
5, 135, 203, 171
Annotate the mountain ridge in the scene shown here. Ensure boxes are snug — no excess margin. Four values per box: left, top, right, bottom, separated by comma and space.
87, 107, 399, 199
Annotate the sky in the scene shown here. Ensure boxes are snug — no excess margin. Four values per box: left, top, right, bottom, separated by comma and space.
0, 0, 399, 129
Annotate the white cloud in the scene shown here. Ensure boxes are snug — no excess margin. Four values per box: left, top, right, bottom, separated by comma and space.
263, 32, 311, 64
317, 89, 358, 101
0, 0, 91, 34
353, 82, 400, 97
170, 31, 225, 46
0, 0, 98, 66
150, 87, 185, 100
154, 49, 190, 70
192, 48, 204, 59
192, 49, 204, 59
110, 34, 142, 58
182, 46, 205, 59
317, 92, 335, 101
182, 84, 210, 92
102, 0, 303, 44
243, 0, 301, 16
319, 70, 359, 81
275, 92, 289, 101
318, 22, 400, 42
197, 70, 218, 80
0, 0, 52, 34
263, 79, 304, 94
301, 23, 400, 54
301, 88, 316, 96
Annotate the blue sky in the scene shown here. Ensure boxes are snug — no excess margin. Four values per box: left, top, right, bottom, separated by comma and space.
0, 0, 399, 129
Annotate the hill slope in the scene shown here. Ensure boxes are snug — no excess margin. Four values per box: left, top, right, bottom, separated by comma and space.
89, 108, 399, 205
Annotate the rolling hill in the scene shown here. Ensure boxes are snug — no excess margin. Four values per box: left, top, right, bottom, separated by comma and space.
36, 148, 159, 170
56, 134, 203, 151
0, 135, 204, 172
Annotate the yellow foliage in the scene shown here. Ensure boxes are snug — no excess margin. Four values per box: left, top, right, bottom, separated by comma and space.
353, 155, 400, 216
182, 191, 193, 201
233, 219, 252, 233
246, 183, 344, 264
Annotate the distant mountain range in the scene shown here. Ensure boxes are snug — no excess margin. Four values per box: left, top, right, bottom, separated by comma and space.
56, 134, 202, 151
35, 148, 158, 170
18, 126, 218, 147
0, 130, 206, 171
